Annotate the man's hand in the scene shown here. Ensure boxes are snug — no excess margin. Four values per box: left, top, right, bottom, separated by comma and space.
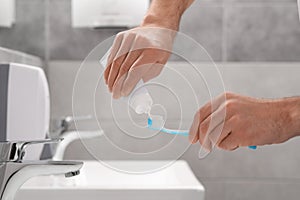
189, 92, 300, 151
104, 27, 174, 99
103, 0, 195, 99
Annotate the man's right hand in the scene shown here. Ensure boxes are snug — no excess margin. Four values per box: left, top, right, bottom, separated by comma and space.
104, 26, 174, 99
103, 0, 195, 99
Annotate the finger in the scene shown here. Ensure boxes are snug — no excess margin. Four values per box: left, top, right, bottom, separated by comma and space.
121, 63, 152, 97
199, 104, 228, 145
112, 74, 127, 99
218, 133, 239, 151
121, 54, 155, 96
201, 119, 232, 152
215, 116, 238, 147
104, 34, 124, 84
209, 118, 232, 149
107, 34, 136, 91
112, 50, 142, 99
201, 131, 213, 152
198, 93, 227, 124
158, 50, 171, 64
107, 54, 126, 92
189, 110, 201, 144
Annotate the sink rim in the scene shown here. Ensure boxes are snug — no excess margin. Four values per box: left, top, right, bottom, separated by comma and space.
20, 160, 204, 191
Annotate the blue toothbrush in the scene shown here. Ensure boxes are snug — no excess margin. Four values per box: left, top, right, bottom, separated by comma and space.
147, 117, 257, 150
147, 118, 189, 136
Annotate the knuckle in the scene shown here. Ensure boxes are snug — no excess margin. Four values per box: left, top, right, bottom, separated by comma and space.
119, 66, 130, 75
116, 31, 125, 38
223, 91, 235, 99
116, 32, 122, 37
225, 100, 235, 110
195, 109, 201, 119
112, 59, 123, 67
226, 91, 234, 97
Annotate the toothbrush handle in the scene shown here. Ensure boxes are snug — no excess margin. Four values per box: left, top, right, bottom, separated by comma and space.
248, 146, 257, 150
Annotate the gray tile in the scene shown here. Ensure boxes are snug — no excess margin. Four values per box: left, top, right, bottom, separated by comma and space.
203, 180, 300, 200
184, 136, 300, 179
48, 0, 126, 60
48, 61, 84, 119
179, 2, 223, 62
225, 4, 300, 61
219, 62, 300, 98
0, 0, 46, 58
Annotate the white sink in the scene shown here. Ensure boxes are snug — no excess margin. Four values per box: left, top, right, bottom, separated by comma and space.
16, 160, 204, 200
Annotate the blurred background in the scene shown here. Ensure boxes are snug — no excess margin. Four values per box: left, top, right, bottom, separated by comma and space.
0, 0, 300, 199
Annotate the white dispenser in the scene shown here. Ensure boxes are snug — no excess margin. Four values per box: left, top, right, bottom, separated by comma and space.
0, 63, 50, 160
71, 0, 149, 28
0, 0, 15, 27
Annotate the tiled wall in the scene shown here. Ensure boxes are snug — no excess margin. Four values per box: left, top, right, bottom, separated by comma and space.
0, 0, 299, 62
0, 0, 46, 59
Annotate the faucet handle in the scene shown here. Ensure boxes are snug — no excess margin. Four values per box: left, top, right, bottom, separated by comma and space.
57, 115, 93, 134
62, 115, 93, 126
0, 138, 63, 162
64, 115, 93, 123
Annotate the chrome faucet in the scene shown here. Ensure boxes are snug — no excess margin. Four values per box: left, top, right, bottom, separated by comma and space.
54, 115, 93, 135
0, 139, 83, 200
51, 115, 103, 161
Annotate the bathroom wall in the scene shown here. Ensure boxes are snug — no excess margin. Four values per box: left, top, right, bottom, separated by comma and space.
1, 0, 300, 200
0, 0, 46, 60
0, 0, 299, 62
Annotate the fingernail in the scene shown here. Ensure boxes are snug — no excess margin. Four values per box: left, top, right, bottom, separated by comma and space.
113, 91, 122, 99
112, 94, 118, 99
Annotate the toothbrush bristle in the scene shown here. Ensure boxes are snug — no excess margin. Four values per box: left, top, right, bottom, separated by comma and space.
147, 118, 153, 127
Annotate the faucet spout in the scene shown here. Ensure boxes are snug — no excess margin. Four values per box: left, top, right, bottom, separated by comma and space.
53, 130, 103, 161
0, 160, 83, 200
0, 139, 83, 200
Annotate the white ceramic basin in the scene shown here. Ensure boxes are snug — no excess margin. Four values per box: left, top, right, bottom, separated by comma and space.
16, 160, 204, 200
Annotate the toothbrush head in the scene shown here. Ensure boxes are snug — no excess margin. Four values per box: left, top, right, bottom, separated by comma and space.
147, 118, 153, 127
147, 115, 165, 131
